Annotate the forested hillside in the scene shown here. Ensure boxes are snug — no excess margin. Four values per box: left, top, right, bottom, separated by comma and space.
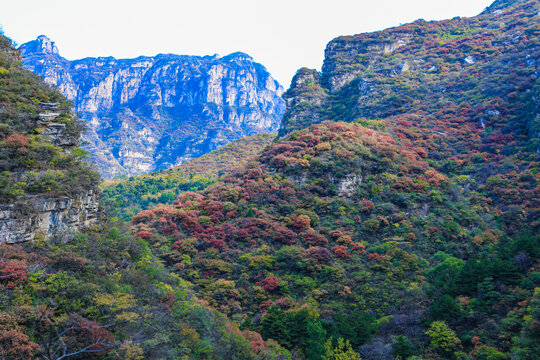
101, 133, 275, 220
133, 0, 539, 358
0, 33, 288, 359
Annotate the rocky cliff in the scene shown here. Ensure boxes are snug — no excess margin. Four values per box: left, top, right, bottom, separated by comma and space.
0, 35, 100, 243
279, 0, 539, 152
0, 189, 99, 243
20, 36, 286, 178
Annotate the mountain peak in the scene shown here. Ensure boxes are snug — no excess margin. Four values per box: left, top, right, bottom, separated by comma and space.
484, 0, 528, 12
223, 52, 253, 61
20, 38, 285, 178
19, 35, 59, 56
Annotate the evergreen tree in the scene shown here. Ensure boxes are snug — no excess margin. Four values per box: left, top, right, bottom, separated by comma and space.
306, 319, 326, 360
392, 335, 413, 359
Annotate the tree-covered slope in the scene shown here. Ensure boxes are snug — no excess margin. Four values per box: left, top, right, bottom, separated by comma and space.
133, 121, 538, 359
132, 0, 539, 358
1, 220, 289, 359
0, 33, 100, 242
101, 133, 275, 220
0, 33, 288, 359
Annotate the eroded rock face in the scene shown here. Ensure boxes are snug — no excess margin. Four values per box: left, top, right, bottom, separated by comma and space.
336, 174, 363, 197
0, 190, 99, 243
322, 33, 412, 92
20, 37, 286, 178
0, 103, 100, 244
278, 68, 328, 137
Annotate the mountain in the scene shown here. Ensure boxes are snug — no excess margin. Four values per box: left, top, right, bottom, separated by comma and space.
133, 0, 539, 359
280, 0, 539, 155
0, 32, 289, 359
0, 34, 100, 243
19, 36, 285, 178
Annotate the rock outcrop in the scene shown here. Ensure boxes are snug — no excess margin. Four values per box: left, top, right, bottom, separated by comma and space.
0, 103, 100, 243
20, 37, 286, 178
278, 68, 327, 137
278, 0, 539, 144
0, 190, 99, 243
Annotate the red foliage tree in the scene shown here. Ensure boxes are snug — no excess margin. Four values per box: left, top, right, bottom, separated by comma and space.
134, 231, 153, 240
307, 247, 333, 264
273, 226, 297, 245
242, 330, 266, 354
368, 253, 383, 262
208, 238, 226, 251
301, 229, 328, 246
171, 240, 183, 250
360, 199, 375, 212
4, 133, 29, 152
0, 329, 40, 360
351, 242, 366, 254
0, 260, 28, 289
257, 276, 280, 292
293, 215, 311, 231
331, 245, 351, 259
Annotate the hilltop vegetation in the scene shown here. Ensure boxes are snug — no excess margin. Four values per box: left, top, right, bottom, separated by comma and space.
101, 133, 275, 220
0, 34, 98, 204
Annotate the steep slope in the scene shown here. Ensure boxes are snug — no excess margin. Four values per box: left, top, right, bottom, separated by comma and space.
0, 33, 288, 360
101, 133, 276, 220
280, 0, 539, 244
1, 221, 291, 359
20, 36, 285, 178
280, 0, 539, 158
133, 1, 539, 359
0, 34, 100, 243
134, 121, 525, 358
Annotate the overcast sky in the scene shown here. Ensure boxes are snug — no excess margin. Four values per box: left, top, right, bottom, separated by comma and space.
2, 0, 494, 87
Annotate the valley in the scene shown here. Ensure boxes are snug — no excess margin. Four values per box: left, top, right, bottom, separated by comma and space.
0, 0, 538, 359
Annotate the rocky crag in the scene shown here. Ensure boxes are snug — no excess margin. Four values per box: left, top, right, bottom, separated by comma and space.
0, 35, 100, 243
0, 103, 99, 243
20, 36, 286, 178
279, 0, 539, 153
0, 189, 99, 243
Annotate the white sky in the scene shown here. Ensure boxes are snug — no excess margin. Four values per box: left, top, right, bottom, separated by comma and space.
1, 0, 494, 87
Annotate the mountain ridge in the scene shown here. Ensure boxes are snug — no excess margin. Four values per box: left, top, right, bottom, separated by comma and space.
20, 36, 286, 178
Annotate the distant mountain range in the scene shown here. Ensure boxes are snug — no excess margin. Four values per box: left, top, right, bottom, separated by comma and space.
20, 36, 285, 178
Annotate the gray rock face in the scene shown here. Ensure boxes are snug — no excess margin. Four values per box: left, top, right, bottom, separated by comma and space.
278, 68, 328, 137
0, 190, 99, 243
37, 102, 79, 147
322, 32, 412, 92
336, 174, 363, 197
0, 104, 99, 244
20, 36, 286, 178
